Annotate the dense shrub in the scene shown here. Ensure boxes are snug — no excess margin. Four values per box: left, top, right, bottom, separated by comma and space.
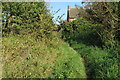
61, 18, 103, 47
2, 2, 55, 40
83, 2, 120, 47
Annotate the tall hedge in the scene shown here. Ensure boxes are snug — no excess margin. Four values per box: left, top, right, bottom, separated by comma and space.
2, 2, 54, 39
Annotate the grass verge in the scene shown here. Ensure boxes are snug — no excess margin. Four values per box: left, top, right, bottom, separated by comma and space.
2, 35, 86, 78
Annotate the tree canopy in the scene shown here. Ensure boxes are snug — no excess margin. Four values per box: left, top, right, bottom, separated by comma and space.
2, 2, 54, 39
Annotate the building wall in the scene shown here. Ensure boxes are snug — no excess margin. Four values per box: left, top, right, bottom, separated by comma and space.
69, 18, 75, 22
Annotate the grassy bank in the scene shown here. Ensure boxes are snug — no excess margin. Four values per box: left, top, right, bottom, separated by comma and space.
2, 35, 86, 78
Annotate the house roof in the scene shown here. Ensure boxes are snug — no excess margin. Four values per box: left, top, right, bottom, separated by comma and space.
69, 8, 79, 18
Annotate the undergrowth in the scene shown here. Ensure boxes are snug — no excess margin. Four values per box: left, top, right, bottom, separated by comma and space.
68, 40, 119, 78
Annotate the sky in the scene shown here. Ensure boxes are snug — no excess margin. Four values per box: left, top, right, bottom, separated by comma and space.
47, 2, 83, 24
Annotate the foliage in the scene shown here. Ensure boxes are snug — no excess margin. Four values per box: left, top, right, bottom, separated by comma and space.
75, 5, 89, 19
2, 35, 86, 78
60, 15, 119, 78
82, 2, 120, 47
2, 1, 120, 79
67, 40, 119, 78
2, 2, 55, 40
60, 18, 103, 47
2, 2, 86, 78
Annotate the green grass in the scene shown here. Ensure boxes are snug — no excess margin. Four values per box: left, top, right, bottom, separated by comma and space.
49, 43, 86, 78
2, 35, 86, 78
68, 40, 119, 78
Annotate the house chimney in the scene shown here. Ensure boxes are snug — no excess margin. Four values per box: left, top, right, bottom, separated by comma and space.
68, 5, 70, 10
67, 5, 70, 22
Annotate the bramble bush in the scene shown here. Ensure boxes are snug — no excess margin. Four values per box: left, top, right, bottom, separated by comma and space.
60, 18, 103, 47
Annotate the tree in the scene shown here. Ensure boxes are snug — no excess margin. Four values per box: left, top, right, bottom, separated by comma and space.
82, 2, 120, 47
2, 2, 54, 38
